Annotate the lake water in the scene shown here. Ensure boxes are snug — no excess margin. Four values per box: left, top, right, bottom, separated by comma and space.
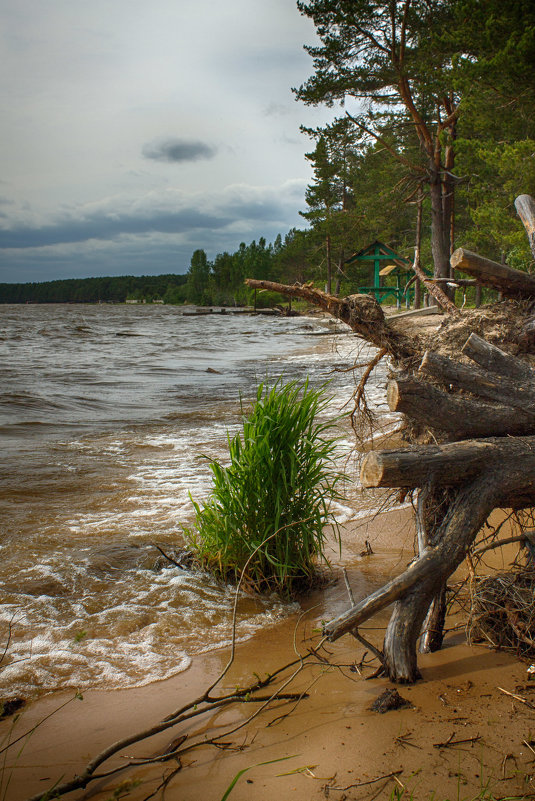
0, 304, 391, 698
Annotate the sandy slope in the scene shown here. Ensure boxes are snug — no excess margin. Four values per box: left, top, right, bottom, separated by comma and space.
3, 507, 535, 801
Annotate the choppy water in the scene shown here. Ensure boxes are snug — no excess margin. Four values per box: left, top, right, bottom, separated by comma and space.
0, 304, 391, 697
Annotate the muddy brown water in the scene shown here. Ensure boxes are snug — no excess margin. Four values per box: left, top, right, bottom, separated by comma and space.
0, 304, 397, 698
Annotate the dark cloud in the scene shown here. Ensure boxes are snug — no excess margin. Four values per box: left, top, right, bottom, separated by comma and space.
0, 209, 232, 249
142, 138, 217, 164
0, 181, 307, 281
0, 181, 306, 252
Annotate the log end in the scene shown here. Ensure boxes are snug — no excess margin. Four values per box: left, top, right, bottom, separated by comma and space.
450, 247, 467, 271
360, 452, 383, 488
386, 379, 400, 412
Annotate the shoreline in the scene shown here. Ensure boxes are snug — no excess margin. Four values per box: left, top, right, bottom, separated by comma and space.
3, 507, 534, 801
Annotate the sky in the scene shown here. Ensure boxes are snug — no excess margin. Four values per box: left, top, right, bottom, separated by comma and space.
0, 0, 336, 283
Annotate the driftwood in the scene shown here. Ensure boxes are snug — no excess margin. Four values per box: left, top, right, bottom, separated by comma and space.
326, 435, 535, 679
360, 435, 535, 495
461, 333, 534, 380
245, 193, 535, 683
418, 349, 535, 410
388, 335, 535, 440
387, 375, 535, 439
410, 260, 460, 316
450, 248, 535, 298
244, 278, 417, 361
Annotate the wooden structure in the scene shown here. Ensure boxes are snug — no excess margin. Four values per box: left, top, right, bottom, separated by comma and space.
345, 240, 411, 307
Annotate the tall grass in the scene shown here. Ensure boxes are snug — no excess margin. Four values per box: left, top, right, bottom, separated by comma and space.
185, 379, 344, 596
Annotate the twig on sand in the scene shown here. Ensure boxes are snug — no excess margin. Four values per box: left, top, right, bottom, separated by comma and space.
326, 768, 404, 791
433, 733, 481, 749
498, 686, 535, 709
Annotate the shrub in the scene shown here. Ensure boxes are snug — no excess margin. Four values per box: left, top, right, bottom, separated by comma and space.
185, 379, 344, 595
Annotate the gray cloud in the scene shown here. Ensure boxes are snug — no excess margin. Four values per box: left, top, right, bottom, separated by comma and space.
142, 138, 217, 164
0, 181, 306, 252
0, 180, 308, 281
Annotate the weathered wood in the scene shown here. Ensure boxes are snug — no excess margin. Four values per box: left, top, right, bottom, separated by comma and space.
419, 586, 447, 653
411, 260, 460, 316
244, 278, 416, 361
327, 452, 535, 680
361, 435, 535, 489
450, 248, 535, 297
430, 278, 478, 287
387, 375, 535, 439
418, 349, 535, 412
461, 333, 534, 381
515, 194, 535, 259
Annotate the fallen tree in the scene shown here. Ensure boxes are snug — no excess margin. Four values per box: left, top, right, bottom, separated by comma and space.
246, 192, 535, 682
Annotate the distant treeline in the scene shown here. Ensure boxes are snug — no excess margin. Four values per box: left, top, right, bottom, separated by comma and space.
0, 274, 188, 304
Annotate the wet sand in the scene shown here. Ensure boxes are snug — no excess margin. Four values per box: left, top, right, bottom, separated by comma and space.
3, 506, 534, 801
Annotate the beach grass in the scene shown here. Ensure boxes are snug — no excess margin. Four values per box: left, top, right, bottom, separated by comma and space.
185, 378, 343, 595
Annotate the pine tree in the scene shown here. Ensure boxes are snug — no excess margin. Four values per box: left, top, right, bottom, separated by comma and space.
295, 0, 459, 282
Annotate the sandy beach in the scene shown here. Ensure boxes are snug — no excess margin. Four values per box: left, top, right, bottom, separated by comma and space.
3, 505, 534, 801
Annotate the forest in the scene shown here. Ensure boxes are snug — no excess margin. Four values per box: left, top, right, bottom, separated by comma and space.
186, 0, 535, 308
0, 273, 187, 305
2, 0, 534, 310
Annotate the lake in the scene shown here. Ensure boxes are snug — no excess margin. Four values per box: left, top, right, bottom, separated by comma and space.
0, 304, 390, 697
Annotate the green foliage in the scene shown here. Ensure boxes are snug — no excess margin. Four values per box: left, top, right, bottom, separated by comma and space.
219, 755, 296, 801
186, 249, 212, 305
0, 273, 187, 304
185, 379, 343, 596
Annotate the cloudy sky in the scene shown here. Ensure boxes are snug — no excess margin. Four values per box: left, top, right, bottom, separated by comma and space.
0, 0, 338, 283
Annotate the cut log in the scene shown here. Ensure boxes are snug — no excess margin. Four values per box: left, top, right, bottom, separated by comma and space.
418, 350, 535, 412
450, 248, 535, 298
361, 435, 535, 490
387, 375, 535, 439
244, 278, 416, 361
515, 194, 535, 259
461, 333, 534, 381
326, 450, 535, 681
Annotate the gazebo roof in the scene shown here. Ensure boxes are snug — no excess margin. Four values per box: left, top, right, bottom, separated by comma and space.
345, 239, 410, 272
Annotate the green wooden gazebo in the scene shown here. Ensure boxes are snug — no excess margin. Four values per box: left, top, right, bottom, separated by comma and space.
345, 240, 412, 307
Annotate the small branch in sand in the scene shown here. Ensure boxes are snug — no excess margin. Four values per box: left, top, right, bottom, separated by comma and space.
433, 733, 481, 749
326, 768, 404, 791
342, 568, 385, 667
498, 687, 535, 709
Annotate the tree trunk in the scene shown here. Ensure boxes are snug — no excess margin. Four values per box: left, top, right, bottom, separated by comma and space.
413, 190, 423, 310
429, 170, 451, 284
451, 248, 535, 298
383, 579, 437, 681
515, 194, 535, 259
361, 435, 535, 490
461, 333, 534, 381
419, 585, 447, 653
387, 376, 535, 439
418, 350, 535, 411
326, 234, 332, 295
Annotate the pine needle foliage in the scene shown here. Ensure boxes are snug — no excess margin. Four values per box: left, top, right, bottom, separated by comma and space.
185, 379, 344, 596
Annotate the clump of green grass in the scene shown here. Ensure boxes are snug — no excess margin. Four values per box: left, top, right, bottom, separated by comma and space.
185, 378, 344, 596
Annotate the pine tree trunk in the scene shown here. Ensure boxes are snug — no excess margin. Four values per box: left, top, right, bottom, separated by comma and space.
429, 171, 451, 286
326, 234, 332, 295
